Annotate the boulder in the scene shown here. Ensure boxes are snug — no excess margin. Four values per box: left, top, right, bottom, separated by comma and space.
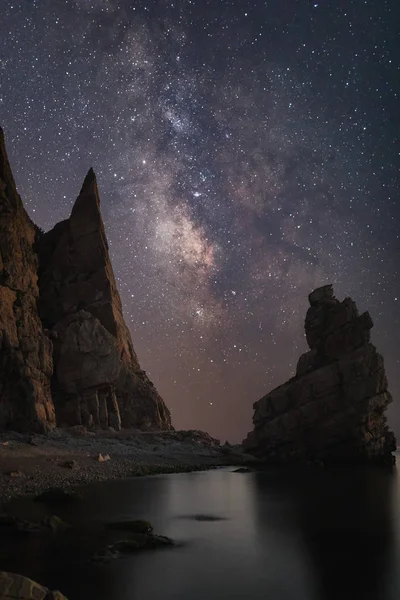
0, 571, 67, 600
243, 285, 396, 465
97, 453, 111, 462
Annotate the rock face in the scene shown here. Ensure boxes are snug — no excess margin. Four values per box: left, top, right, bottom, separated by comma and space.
0, 127, 171, 433
0, 571, 67, 600
243, 285, 396, 465
0, 127, 55, 432
37, 169, 172, 431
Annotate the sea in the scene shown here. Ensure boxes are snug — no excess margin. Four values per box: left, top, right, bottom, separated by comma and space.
3, 457, 400, 600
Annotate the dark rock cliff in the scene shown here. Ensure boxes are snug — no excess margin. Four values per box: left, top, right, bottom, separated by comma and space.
243, 285, 396, 465
0, 128, 171, 432
0, 127, 55, 432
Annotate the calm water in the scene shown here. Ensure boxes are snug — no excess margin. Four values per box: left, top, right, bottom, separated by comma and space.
3, 462, 400, 600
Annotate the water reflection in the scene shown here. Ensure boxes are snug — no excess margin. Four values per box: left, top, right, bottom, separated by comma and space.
2, 466, 400, 600
252, 467, 398, 600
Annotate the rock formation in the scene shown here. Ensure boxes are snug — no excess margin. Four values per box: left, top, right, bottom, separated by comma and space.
0, 127, 171, 433
0, 127, 55, 432
244, 285, 396, 465
37, 170, 172, 431
0, 571, 67, 599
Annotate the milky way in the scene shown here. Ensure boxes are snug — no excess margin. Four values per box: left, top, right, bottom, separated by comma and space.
1, 0, 399, 441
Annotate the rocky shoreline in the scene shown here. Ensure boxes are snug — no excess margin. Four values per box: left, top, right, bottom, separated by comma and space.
0, 428, 253, 599
0, 428, 248, 505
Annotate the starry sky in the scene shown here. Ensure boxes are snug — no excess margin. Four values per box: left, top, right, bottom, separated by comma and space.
1, 0, 399, 442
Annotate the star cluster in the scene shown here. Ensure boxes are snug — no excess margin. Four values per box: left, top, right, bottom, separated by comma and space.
1, 0, 399, 441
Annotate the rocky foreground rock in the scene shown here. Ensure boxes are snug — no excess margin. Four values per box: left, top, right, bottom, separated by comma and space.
0, 572, 66, 600
243, 285, 396, 465
0, 126, 171, 433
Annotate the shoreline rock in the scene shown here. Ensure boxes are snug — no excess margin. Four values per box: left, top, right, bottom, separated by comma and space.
0, 571, 67, 600
243, 285, 396, 466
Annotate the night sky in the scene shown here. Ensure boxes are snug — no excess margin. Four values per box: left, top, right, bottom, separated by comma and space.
1, 0, 399, 442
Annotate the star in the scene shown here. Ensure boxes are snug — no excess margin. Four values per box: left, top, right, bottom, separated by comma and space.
0, 0, 398, 443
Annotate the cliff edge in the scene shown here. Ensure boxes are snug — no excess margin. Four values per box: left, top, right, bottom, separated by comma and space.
0, 127, 55, 432
0, 127, 171, 433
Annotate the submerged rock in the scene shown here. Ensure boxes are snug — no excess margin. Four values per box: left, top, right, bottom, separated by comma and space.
0, 571, 67, 599
40, 515, 70, 534
0, 514, 70, 535
105, 520, 153, 533
179, 514, 227, 522
243, 285, 396, 465
34, 488, 81, 504
92, 533, 174, 561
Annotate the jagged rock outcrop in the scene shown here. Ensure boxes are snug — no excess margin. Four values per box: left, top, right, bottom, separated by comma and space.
37, 168, 171, 431
0, 127, 55, 432
243, 285, 396, 465
0, 127, 171, 433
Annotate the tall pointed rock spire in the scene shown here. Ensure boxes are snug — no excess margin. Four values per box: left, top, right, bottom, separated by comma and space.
37, 169, 172, 431
81, 166, 96, 189
70, 167, 105, 241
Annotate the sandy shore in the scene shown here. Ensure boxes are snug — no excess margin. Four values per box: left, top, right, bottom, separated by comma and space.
0, 428, 250, 505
